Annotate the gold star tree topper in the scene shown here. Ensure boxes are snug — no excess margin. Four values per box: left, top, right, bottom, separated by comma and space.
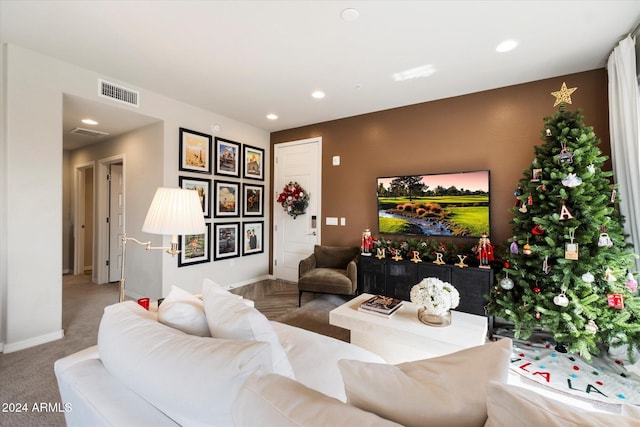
551, 82, 577, 107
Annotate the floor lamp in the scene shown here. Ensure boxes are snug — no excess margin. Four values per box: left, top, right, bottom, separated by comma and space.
119, 187, 206, 302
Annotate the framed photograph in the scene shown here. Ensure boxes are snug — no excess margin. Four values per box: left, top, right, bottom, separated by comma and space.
242, 221, 264, 256
242, 183, 264, 217
215, 137, 241, 177
178, 223, 211, 267
179, 176, 211, 218
243, 144, 265, 181
214, 180, 240, 218
214, 222, 240, 260
179, 127, 212, 174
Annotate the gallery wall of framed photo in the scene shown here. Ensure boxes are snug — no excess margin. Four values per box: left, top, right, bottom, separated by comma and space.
178, 127, 266, 267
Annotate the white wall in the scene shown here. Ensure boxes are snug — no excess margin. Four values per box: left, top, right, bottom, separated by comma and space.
69, 122, 164, 296
0, 43, 270, 352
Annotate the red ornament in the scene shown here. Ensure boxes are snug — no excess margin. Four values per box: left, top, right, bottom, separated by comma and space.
533, 287, 541, 293
532, 225, 545, 235
607, 293, 624, 310
504, 261, 510, 268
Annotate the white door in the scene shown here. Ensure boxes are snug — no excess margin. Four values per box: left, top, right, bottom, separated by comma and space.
274, 137, 322, 282
108, 164, 124, 282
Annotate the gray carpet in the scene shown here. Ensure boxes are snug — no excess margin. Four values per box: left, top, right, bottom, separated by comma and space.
0, 275, 119, 427
0, 276, 346, 427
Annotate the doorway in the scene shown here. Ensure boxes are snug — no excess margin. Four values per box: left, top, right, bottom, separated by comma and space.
273, 137, 322, 282
95, 155, 125, 284
73, 162, 95, 276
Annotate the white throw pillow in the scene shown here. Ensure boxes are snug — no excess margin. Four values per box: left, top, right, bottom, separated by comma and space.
98, 302, 273, 427
338, 338, 512, 427
232, 372, 403, 427
203, 279, 296, 379
485, 381, 640, 427
157, 285, 210, 336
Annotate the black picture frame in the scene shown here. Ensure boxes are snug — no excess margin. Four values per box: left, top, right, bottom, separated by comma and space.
179, 127, 212, 174
178, 223, 211, 267
214, 180, 240, 218
179, 176, 211, 218
214, 137, 241, 178
242, 221, 264, 256
243, 144, 265, 181
242, 183, 264, 217
214, 222, 240, 260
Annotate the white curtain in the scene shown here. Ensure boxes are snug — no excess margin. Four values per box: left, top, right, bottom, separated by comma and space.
608, 35, 640, 273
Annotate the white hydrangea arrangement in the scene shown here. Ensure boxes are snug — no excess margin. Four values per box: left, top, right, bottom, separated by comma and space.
410, 277, 460, 316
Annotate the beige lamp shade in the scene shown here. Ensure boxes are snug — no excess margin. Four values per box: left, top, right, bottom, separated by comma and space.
142, 187, 206, 236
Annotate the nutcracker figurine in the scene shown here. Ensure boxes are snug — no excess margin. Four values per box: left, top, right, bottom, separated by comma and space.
476, 231, 494, 268
361, 228, 373, 256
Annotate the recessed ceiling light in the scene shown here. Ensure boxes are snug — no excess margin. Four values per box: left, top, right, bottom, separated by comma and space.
266, 113, 278, 120
81, 118, 98, 125
496, 39, 518, 53
341, 8, 360, 21
392, 64, 436, 82
311, 91, 325, 99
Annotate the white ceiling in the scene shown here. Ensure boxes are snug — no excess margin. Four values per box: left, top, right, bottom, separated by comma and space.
1, 1, 639, 148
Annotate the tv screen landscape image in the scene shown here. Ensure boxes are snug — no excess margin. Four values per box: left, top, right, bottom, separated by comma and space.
377, 170, 490, 238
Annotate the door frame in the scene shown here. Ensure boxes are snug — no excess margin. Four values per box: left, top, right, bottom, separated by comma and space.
96, 154, 126, 284
72, 161, 95, 276
273, 136, 322, 279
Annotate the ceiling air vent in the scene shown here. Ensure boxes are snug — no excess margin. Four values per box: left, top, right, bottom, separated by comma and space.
70, 127, 110, 137
98, 79, 140, 107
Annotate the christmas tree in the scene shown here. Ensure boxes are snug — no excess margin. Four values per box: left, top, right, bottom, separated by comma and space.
490, 84, 640, 360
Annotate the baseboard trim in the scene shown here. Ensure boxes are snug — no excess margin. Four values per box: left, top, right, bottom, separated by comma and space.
226, 275, 272, 290
2, 329, 65, 353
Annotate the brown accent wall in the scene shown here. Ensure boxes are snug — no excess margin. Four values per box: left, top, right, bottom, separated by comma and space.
270, 70, 610, 255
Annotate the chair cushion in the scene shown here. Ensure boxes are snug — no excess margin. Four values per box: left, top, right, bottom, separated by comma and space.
314, 245, 358, 269
298, 268, 353, 294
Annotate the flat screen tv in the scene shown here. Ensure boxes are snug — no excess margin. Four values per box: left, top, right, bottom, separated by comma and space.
377, 170, 490, 238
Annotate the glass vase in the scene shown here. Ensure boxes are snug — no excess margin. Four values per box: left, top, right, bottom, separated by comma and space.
418, 308, 452, 327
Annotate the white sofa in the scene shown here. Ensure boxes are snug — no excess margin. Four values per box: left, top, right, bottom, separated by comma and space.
55, 279, 640, 427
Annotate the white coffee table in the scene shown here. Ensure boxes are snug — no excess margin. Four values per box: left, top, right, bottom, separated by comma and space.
329, 293, 488, 364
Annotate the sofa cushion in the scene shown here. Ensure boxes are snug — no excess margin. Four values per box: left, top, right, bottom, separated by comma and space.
232, 372, 403, 427
338, 338, 512, 427
203, 279, 295, 379
157, 285, 210, 337
271, 321, 386, 402
485, 381, 640, 427
314, 245, 358, 269
298, 268, 353, 293
623, 403, 640, 419
98, 301, 273, 427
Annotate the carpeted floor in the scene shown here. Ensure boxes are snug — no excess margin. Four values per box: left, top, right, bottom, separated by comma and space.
0, 275, 347, 427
